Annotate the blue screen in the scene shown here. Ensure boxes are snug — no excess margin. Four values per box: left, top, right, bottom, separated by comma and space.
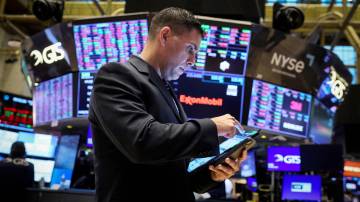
26, 158, 55, 183
0, 129, 58, 158
50, 135, 79, 189
18, 132, 58, 158
247, 80, 312, 137
86, 124, 93, 147
282, 175, 322, 201
0, 129, 19, 154
324, 45, 356, 66
344, 177, 360, 194
240, 150, 256, 177
267, 146, 301, 172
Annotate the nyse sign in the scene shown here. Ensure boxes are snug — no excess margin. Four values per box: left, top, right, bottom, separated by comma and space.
30, 42, 65, 67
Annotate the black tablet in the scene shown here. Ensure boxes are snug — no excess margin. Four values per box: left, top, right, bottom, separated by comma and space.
187, 129, 260, 173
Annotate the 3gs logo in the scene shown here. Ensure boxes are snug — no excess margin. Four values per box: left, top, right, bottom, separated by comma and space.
30, 42, 65, 66
274, 154, 301, 164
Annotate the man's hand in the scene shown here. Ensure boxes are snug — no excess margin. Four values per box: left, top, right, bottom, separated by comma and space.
209, 150, 247, 182
211, 114, 242, 138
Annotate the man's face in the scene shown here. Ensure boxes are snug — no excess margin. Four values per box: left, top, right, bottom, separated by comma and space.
161, 28, 202, 81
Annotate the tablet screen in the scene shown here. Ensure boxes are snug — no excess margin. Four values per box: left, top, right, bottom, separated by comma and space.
188, 135, 248, 172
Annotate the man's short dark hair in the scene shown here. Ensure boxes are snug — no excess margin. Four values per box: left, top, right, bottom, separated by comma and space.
149, 7, 204, 39
10, 141, 26, 158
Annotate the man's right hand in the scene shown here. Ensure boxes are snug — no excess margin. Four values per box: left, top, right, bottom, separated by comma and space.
210, 114, 241, 138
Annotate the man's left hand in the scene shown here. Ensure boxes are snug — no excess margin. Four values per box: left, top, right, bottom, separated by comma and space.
209, 150, 248, 182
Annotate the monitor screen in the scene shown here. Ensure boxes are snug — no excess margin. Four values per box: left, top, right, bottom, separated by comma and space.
86, 125, 93, 147
247, 177, 257, 192
240, 150, 256, 177
267, 146, 301, 172
194, 20, 252, 76
18, 132, 58, 158
316, 66, 349, 113
282, 175, 322, 201
172, 71, 245, 120
50, 135, 80, 189
77, 71, 96, 117
33, 73, 73, 125
344, 161, 360, 178
73, 17, 148, 71
344, 177, 360, 194
247, 80, 312, 137
0, 129, 58, 158
0, 129, 19, 154
26, 158, 55, 183
309, 99, 334, 144
324, 45, 356, 66
0, 92, 33, 132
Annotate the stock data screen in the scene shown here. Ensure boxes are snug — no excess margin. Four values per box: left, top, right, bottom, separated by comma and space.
172, 71, 245, 121
247, 80, 312, 137
73, 18, 148, 71
195, 23, 251, 76
34, 74, 73, 125
77, 71, 96, 116
0, 92, 33, 132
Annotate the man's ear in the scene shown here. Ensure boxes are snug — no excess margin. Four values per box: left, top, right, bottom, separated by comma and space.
159, 26, 171, 47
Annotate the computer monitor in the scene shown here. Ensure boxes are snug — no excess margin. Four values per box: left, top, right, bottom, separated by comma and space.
73, 14, 149, 116
50, 135, 80, 189
0, 91, 33, 132
267, 146, 301, 172
0, 129, 19, 154
309, 99, 334, 144
73, 14, 149, 72
194, 18, 252, 77
344, 160, 360, 178
282, 175, 322, 201
240, 150, 256, 177
0, 129, 58, 158
33, 73, 73, 126
247, 79, 312, 138
344, 177, 360, 194
172, 72, 245, 121
26, 158, 55, 183
246, 177, 257, 192
18, 132, 58, 158
77, 71, 96, 117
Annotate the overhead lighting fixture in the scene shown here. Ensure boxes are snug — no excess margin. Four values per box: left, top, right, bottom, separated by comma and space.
32, 0, 65, 23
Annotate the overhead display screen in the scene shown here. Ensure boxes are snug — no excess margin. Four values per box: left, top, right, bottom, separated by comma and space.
247, 80, 312, 137
73, 17, 148, 71
195, 20, 252, 76
0, 92, 33, 132
33, 73, 73, 125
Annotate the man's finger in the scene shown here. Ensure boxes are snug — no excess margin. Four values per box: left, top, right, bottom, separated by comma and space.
238, 150, 248, 162
216, 164, 233, 176
209, 166, 228, 178
225, 158, 239, 171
